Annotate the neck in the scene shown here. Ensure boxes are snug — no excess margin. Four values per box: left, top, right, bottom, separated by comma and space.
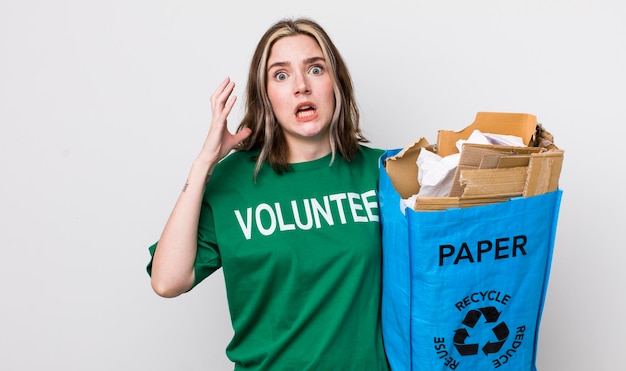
287, 141, 332, 163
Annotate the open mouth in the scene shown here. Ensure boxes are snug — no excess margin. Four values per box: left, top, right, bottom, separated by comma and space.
295, 104, 317, 120
297, 107, 315, 118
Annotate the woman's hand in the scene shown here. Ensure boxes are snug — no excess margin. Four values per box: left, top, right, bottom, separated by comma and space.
197, 77, 252, 175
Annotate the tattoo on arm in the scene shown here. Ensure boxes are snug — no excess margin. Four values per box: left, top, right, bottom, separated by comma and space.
182, 180, 189, 192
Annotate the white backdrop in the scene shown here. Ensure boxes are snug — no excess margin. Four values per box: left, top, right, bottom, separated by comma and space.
1, 0, 624, 370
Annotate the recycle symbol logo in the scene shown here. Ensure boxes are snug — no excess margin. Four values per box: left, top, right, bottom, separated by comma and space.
453, 306, 510, 356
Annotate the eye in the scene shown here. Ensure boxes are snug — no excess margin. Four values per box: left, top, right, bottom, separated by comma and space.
274, 72, 288, 81
309, 65, 323, 75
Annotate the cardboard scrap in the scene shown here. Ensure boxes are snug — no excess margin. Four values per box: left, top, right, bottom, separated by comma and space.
459, 166, 528, 197
437, 112, 538, 157
413, 195, 513, 211
524, 151, 564, 197
384, 137, 430, 199
448, 144, 544, 197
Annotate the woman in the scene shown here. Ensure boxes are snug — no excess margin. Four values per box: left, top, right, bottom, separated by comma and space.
147, 18, 390, 370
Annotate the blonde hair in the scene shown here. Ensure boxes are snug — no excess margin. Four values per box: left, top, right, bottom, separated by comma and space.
236, 18, 368, 178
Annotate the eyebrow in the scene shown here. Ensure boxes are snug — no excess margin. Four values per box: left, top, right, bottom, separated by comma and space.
267, 56, 326, 72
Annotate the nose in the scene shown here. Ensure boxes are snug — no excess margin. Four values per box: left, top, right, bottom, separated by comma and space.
294, 73, 311, 95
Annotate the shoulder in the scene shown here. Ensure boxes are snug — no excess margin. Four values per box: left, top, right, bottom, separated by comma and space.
209, 150, 258, 185
355, 145, 385, 164
334, 145, 384, 177
358, 145, 384, 157
215, 150, 257, 171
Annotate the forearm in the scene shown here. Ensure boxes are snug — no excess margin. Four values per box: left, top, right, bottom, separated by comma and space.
150, 159, 213, 298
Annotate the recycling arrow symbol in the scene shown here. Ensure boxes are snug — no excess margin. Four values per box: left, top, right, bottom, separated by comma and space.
453, 306, 510, 356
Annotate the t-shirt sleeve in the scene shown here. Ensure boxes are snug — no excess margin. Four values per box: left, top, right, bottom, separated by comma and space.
194, 198, 222, 285
145, 198, 222, 289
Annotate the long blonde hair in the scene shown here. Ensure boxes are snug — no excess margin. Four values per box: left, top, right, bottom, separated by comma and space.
236, 18, 369, 179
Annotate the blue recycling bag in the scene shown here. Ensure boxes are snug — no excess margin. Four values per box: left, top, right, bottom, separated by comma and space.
379, 149, 562, 371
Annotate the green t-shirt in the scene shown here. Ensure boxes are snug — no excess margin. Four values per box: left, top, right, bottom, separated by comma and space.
149, 146, 389, 370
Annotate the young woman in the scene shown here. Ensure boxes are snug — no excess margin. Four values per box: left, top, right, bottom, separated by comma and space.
147, 18, 390, 370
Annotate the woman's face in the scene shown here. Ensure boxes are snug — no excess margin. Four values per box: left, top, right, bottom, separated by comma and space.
266, 34, 335, 159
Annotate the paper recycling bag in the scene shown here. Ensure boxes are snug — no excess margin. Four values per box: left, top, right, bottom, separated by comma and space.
379, 149, 562, 371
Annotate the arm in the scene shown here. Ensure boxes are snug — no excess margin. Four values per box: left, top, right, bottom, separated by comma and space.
150, 77, 252, 298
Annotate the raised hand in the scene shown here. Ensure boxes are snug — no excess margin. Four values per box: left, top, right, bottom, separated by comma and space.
197, 77, 252, 176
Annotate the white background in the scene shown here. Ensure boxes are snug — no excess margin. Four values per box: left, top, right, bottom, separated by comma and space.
1, 0, 624, 370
